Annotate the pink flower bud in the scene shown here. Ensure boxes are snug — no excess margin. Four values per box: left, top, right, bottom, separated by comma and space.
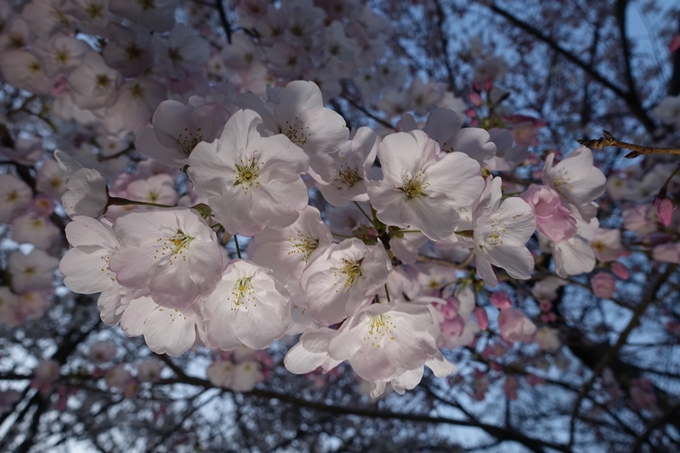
474, 306, 489, 330
653, 196, 674, 227
468, 92, 483, 106
484, 78, 494, 92
611, 262, 629, 280
440, 297, 460, 319
541, 313, 557, 323
525, 373, 546, 387
441, 317, 465, 337
490, 291, 512, 309
591, 272, 615, 299
670, 35, 680, 53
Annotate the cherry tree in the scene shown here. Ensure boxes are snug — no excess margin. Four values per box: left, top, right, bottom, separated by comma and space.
1, 0, 680, 452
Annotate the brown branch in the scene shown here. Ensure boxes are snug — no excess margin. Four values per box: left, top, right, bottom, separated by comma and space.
615, 0, 639, 109
578, 129, 680, 158
215, 0, 232, 44
417, 253, 475, 269
483, 2, 658, 134
156, 357, 570, 453
567, 264, 677, 447
341, 96, 395, 130
629, 401, 680, 452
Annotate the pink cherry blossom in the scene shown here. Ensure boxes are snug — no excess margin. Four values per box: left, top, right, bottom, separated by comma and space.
520, 184, 577, 242
591, 272, 616, 299
498, 308, 536, 343
653, 195, 674, 227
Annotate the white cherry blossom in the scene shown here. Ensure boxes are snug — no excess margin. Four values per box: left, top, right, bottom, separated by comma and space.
542, 146, 606, 222
109, 208, 223, 309
273, 81, 349, 184
0, 174, 32, 223
473, 177, 536, 287
325, 301, 455, 383
120, 296, 206, 356
9, 249, 59, 294
367, 129, 484, 241
300, 238, 392, 325
202, 260, 292, 351
318, 126, 378, 207
187, 109, 310, 236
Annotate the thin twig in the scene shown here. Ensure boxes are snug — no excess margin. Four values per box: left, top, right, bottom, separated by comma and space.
577, 130, 680, 158
483, 2, 657, 134
215, 0, 232, 44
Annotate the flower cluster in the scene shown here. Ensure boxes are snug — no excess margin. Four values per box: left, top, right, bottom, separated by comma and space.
0, 0, 620, 400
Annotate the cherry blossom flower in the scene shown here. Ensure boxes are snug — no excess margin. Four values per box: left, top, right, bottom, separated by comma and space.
0, 174, 32, 223
102, 23, 154, 78
36, 159, 69, 199
8, 249, 59, 294
484, 128, 529, 172
11, 214, 60, 249
109, 209, 223, 309
120, 296, 206, 356
498, 308, 536, 343
155, 24, 210, 78
400, 108, 496, 163
653, 95, 680, 128
367, 129, 484, 241
591, 228, 624, 263
318, 127, 378, 207
542, 146, 606, 223
89, 341, 117, 364
202, 260, 292, 351
535, 327, 561, 351
300, 238, 391, 325
248, 206, 332, 334
591, 272, 616, 299
67, 51, 121, 110
272, 81, 349, 184
520, 184, 576, 242
551, 218, 599, 278
61, 168, 109, 219
109, 0, 179, 33
283, 327, 343, 374
137, 358, 164, 383
327, 301, 454, 383
187, 109, 310, 236
473, 177, 536, 287
0, 287, 21, 327
0, 50, 52, 95
31, 360, 61, 393
135, 98, 230, 168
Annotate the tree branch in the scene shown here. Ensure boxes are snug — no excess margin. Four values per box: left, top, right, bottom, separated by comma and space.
482, 2, 657, 134
578, 129, 680, 158
215, 0, 232, 44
